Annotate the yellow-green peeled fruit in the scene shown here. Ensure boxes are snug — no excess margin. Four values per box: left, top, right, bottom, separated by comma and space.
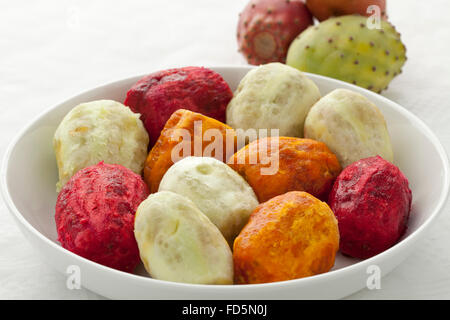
158, 156, 259, 246
53, 100, 149, 191
226, 62, 321, 141
304, 89, 393, 168
134, 191, 233, 284
287, 15, 407, 93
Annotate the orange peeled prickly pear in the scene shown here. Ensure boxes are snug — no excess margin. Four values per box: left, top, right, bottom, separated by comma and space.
233, 191, 339, 284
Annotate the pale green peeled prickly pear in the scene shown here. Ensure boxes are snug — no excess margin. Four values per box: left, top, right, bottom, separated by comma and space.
134, 191, 233, 284
287, 15, 407, 93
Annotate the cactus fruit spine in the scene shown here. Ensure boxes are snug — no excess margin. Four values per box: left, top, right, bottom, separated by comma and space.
286, 15, 407, 93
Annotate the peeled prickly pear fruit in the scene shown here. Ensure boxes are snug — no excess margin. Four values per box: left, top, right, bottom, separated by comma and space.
286, 15, 406, 93
237, 0, 313, 65
226, 62, 321, 140
158, 156, 259, 246
304, 89, 393, 168
134, 191, 233, 284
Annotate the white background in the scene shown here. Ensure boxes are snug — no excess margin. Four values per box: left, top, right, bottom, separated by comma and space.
1, 0, 450, 299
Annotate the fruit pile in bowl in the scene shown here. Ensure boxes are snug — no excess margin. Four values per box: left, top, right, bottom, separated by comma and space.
237, 0, 406, 93
2, 65, 448, 299
51, 63, 414, 285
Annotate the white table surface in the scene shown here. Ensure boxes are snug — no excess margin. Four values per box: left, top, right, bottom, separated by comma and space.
1, 0, 450, 300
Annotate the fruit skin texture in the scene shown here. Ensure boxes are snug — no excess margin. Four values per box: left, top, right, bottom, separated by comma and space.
144, 109, 237, 193
237, 0, 313, 65
134, 191, 233, 284
55, 162, 149, 273
286, 15, 407, 93
329, 156, 412, 259
304, 88, 393, 168
124, 66, 233, 147
228, 137, 341, 203
306, 0, 387, 22
233, 191, 339, 284
226, 63, 321, 141
158, 157, 259, 246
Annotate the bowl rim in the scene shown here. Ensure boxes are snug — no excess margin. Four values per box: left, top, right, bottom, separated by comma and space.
1, 65, 449, 291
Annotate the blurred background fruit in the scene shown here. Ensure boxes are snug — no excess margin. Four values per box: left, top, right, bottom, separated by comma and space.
237, 0, 313, 65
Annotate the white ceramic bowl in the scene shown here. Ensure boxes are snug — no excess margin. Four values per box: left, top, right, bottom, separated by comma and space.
1, 66, 449, 299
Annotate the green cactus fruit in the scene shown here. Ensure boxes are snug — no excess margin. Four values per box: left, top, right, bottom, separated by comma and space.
286, 15, 407, 93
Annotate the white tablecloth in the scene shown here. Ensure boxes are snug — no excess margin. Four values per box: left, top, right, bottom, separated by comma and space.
1, 0, 449, 299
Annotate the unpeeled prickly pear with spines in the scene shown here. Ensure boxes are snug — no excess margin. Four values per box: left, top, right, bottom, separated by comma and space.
286, 15, 407, 93
237, 0, 313, 65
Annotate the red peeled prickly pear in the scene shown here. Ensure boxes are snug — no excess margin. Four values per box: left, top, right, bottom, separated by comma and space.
237, 0, 313, 65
